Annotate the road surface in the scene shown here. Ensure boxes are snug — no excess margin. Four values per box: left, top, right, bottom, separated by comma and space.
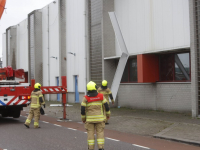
0, 111, 199, 150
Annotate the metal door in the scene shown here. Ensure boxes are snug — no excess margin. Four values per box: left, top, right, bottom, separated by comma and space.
75, 76, 79, 103
56, 77, 60, 101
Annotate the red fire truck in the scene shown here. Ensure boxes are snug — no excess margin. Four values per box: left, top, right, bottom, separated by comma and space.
0, 66, 67, 119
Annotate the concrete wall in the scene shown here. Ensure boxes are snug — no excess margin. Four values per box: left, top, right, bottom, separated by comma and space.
68, 92, 85, 103
118, 83, 191, 113
104, 59, 117, 88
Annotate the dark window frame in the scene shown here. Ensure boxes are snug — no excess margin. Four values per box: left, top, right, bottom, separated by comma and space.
121, 57, 138, 83
159, 52, 191, 82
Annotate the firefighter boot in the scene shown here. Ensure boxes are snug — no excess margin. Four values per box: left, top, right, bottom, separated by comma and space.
24, 124, 29, 128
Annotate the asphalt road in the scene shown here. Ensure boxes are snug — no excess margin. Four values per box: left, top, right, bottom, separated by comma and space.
0, 116, 153, 150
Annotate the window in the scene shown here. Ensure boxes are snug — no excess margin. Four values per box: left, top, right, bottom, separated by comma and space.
121, 58, 137, 83
159, 52, 190, 82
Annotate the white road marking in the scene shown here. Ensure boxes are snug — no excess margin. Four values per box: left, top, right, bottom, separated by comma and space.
3, 149, 7, 150
54, 124, 61, 127
68, 128, 77, 131
132, 144, 150, 149
106, 137, 119, 141
84, 132, 87, 134
69, 120, 72, 121
42, 121, 49, 123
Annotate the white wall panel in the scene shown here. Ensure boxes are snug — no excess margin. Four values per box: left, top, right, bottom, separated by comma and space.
66, 0, 86, 92
153, 0, 164, 50
183, 0, 190, 46
114, 0, 190, 55
49, 1, 60, 86
172, 0, 185, 48
162, 0, 174, 49
16, 19, 28, 71
2, 33, 6, 67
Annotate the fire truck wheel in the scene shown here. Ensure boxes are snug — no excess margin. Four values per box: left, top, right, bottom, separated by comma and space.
13, 110, 21, 118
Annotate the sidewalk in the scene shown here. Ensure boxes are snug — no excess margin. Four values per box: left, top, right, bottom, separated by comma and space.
23, 101, 200, 146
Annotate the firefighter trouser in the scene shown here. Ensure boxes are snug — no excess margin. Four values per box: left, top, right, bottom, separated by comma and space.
85, 122, 105, 150
106, 99, 110, 123
25, 107, 40, 128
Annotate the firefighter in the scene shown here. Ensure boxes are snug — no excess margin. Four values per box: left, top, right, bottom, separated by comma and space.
81, 81, 110, 150
97, 80, 114, 125
24, 83, 45, 129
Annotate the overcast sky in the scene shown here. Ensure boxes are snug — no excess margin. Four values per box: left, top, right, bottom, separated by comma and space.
0, 0, 54, 58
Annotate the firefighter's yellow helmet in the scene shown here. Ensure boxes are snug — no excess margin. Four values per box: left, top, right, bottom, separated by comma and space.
102, 80, 108, 86
87, 81, 97, 91
34, 83, 41, 89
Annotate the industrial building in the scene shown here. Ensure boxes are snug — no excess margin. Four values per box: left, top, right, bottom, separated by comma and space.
2, 0, 200, 117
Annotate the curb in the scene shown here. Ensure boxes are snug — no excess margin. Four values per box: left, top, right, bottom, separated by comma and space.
153, 135, 200, 147
154, 123, 200, 147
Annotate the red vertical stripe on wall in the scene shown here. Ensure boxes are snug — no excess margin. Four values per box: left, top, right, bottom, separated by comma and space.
137, 54, 159, 83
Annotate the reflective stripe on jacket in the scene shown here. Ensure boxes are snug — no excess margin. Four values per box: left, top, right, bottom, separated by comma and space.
30, 90, 44, 108
81, 93, 110, 123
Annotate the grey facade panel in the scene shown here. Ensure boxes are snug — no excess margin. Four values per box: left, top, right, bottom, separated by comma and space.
28, 10, 43, 84
34, 11, 43, 84
189, 0, 200, 116
29, 13, 35, 80
103, 0, 115, 57
60, 0, 67, 76
6, 27, 17, 69
6, 29, 10, 66
89, 0, 103, 86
